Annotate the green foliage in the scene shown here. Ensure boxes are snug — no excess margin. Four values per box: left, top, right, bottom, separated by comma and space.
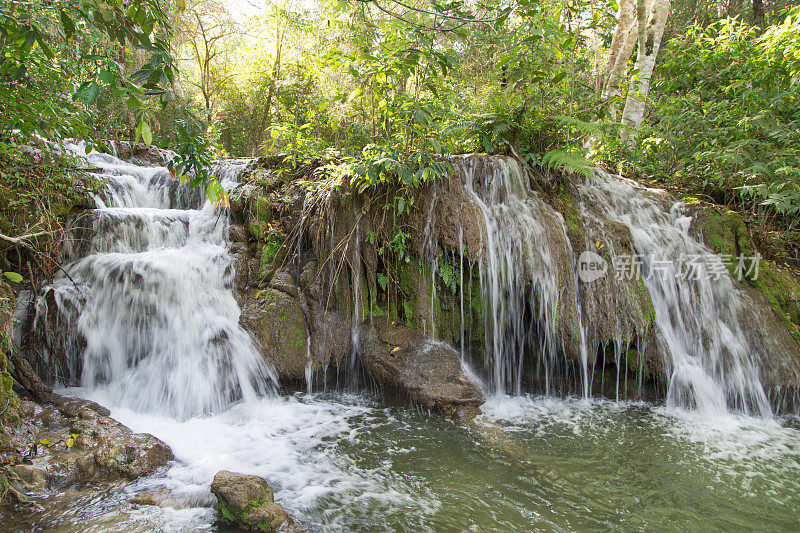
438, 255, 459, 295
620, 14, 800, 215
0, 146, 100, 277
350, 145, 449, 190
167, 116, 228, 209
0, 0, 224, 208
537, 150, 595, 178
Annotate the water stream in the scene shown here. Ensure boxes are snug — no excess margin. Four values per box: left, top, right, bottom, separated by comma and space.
17, 148, 800, 531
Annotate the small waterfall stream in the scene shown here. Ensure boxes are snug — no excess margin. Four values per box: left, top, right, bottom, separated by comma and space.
35, 145, 276, 419
451, 156, 576, 395
579, 171, 771, 416
432, 158, 779, 416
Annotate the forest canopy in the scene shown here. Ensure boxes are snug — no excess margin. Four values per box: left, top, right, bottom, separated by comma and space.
2, 0, 800, 229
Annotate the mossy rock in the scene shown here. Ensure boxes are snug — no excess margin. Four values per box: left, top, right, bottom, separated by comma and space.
0, 279, 20, 441
240, 288, 309, 380
697, 206, 800, 335
753, 260, 800, 334
211, 470, 289, 532
704, 208, 756, 277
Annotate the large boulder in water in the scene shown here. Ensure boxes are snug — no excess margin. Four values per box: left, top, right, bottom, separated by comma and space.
211, 470, 302, 532
359, 319, 485, 420
2, 396, 173, 501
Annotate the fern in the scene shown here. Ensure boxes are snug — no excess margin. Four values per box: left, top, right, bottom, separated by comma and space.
539, 149, 594, 178
553, 115, 603, 138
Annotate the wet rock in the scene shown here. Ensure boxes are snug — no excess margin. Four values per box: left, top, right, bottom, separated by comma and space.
359, 319, 485, 420
109, 141, 174, 167
240, 289, 308, 380
1, 396, 173, 507
269, 269, 298, 297
230, 223, 250, 244
211, 470, 297, 532
231, 242, 253, 294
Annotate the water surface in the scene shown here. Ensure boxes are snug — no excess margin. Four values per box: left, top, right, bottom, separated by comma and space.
31, 391, 800, 532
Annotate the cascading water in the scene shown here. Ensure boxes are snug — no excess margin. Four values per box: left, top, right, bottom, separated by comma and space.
34, 145, 276, 419
578, 171, 772, 416
10, 150, 800, 532
433, 157, 781, 416
447, 156, 583, 396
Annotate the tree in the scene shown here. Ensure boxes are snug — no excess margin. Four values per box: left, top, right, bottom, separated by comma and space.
602, 0, 671, 141
173, 0, 238, 117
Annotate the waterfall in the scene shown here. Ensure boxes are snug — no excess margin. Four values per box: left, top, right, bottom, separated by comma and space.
451, 156, 577, 395
34, 144, 276, 419
440, 157, 776, 415
579, 171, 771, 416
27, 146, 784, 419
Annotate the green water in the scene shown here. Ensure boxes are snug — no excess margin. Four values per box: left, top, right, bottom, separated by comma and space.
7, 393, 800, 531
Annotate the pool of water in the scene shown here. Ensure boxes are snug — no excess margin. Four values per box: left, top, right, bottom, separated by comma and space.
17, 391, 800, 531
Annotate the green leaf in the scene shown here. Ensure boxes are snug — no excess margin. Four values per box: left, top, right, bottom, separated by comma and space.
98, 69, 115, 84
3, 271, 23, 283
483, 135, 493, 153
60, 11, 75, 38
74, 80, 100, 104
140, 120, 153, 146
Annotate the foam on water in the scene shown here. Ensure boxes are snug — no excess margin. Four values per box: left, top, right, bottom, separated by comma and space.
23, 148, 800, 531
60, 388, 441, 532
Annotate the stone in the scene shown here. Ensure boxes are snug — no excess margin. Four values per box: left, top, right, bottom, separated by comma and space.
1, 396, 173, 503
358, 319, 485, 420
210, 470, 289, 532
240, 288, 308, 380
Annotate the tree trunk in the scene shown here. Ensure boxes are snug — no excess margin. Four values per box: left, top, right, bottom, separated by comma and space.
253, 24, 283, 156
602, 0, 642, 121
620, 0, 671, 143
753, 0, 764, 27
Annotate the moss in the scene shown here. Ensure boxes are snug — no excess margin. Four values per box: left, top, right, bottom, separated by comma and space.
634, 276, 655, 329
403, 300, 414, 328
218, 499, 240, 524
703, 208, 800, 334
555, 185, 582, 234
706, 209, 756, 278
0, 280, 19, 442
753, 260, 800, 332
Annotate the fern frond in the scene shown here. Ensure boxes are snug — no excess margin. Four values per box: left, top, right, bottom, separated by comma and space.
540, 149, 595, 178
553, 115, 604, 137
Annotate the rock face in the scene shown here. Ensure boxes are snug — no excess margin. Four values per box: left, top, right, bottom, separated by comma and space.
1, 395, 173, 507
359, 319, 485, 420
224, 155, 800, 413
240, 288, 309, 379
211, 470, 297, 532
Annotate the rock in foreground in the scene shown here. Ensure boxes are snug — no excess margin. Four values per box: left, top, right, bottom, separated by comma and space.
359, 319, 486, 421
1, 396, 173, 509
211, 470, 304, 532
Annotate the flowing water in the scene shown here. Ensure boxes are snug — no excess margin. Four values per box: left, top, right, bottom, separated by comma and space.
34, 145, 276, 418
17, 149, 800, 530
578, 171, 771, 416
24, 391, 800, 531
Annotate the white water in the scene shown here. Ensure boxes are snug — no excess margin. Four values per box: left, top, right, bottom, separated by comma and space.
451, 156, 577, 395
52, 387, 800, 532
579, 171, 771, 416
432, 158, 775, 415
35, 144, 276, 419
18, 149, 800, 531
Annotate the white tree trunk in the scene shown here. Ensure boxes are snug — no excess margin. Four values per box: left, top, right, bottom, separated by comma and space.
602, 0, 642, 121
620, 0, 671, 143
